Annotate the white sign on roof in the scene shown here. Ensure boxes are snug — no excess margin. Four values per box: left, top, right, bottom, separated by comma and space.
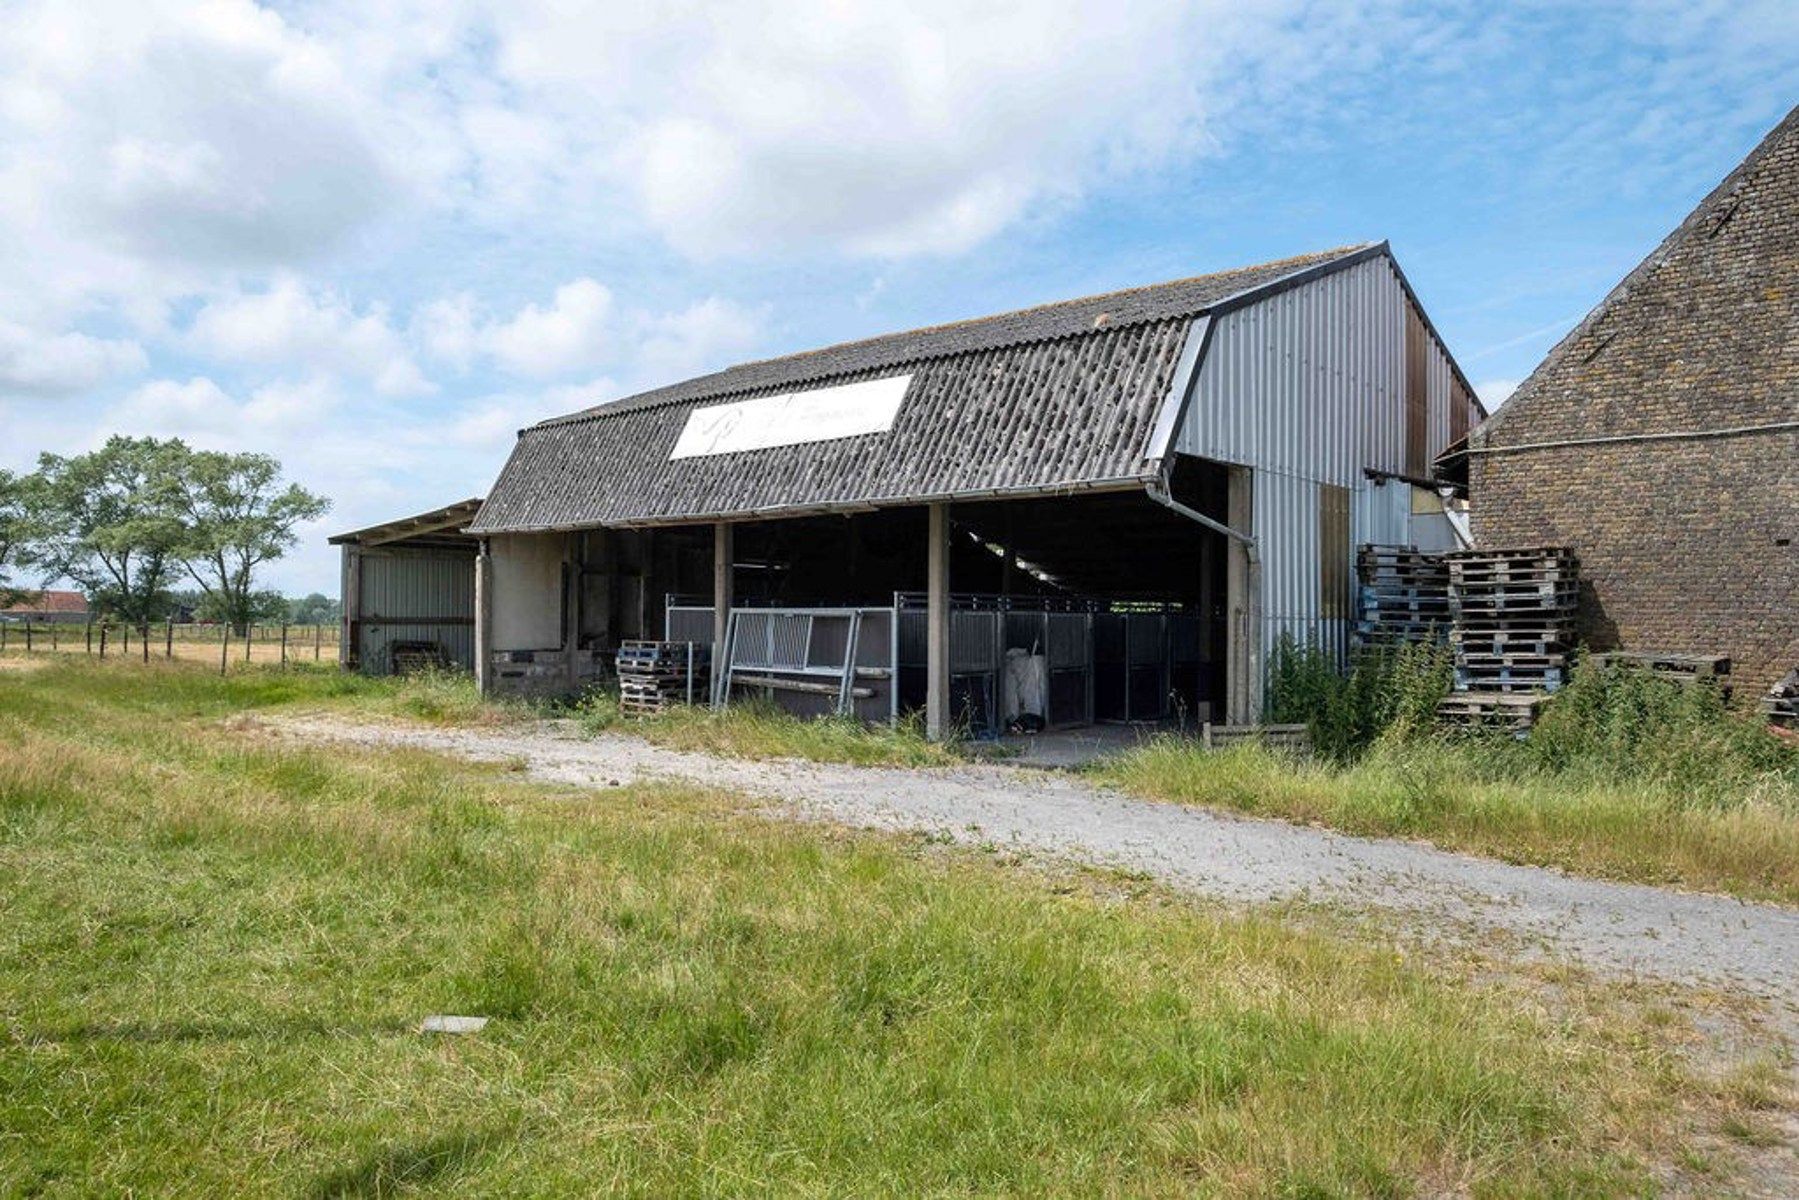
669, 374, 913, 460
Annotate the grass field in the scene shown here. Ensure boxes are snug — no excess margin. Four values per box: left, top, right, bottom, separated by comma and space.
0, 621, 338, 667
0, 658, 1792, 1195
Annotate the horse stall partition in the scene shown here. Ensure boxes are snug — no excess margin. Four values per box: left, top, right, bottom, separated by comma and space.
670, 594, 1207, 735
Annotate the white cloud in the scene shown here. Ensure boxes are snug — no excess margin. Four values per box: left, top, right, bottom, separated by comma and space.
185, 278, 431, 396
479, 278, 614, 379
0, 320, 147, 397
631, 297, 766, 385
486, 1, 1226, 258
1476, 378, 1520, 408
0, 0, 421, 326
409, 283, 763, 386
411, 293, 480, 373
113, 374, 342, 439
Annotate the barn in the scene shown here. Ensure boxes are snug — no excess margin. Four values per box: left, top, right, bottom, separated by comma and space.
1460, 107, 1798, 695
459, 242, 1480, 737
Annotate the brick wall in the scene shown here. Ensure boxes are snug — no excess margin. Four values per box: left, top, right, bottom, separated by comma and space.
1471, 429, 1799, 696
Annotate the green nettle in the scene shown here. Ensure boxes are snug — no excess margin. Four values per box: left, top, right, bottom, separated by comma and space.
169, 449, 329, 634
1265, 636, 1455, 761
20, 436, 190, 625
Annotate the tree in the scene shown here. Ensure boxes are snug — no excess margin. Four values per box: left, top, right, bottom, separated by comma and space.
21, 437, 188, 624
288, 592, 340, 624
0, 469, 26, 606
169, 450, 329, 633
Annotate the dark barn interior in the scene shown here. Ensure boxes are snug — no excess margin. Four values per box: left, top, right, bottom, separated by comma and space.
618, 457, 1235, 734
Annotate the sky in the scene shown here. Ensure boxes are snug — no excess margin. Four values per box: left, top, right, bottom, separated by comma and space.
0, 1, 1794, 595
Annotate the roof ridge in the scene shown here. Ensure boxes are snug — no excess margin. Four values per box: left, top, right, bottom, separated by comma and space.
1477, 104, 1799, 444
536, 242, 1377, 429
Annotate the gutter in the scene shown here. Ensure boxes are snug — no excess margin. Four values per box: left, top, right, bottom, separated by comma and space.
1144, 477, 1258, 559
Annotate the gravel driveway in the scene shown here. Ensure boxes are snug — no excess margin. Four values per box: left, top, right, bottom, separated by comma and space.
270, 714, 1799, 1020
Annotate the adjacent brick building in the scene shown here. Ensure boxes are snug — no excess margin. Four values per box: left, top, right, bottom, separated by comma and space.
1467, 106, 1798, 694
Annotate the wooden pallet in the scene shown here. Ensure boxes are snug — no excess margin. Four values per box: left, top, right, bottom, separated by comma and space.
1590, 651, 1730, 680
1202, 722, 1312, 752
1355, 545, 1451, 647
1437, 689, 1550, 731
1762, 669, 1799, 729
617, 639, 711, 717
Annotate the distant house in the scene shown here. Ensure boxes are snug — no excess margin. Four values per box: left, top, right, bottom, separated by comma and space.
1464, 107, 1798, 694
1, 590, 90, 624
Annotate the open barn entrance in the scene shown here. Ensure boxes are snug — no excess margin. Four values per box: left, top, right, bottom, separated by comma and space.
650, 459, 1236, 736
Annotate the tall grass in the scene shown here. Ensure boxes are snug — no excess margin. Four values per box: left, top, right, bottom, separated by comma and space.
1106, 654, 1799, 902
0, 659, 1773, 1194
572, 688, 957, 767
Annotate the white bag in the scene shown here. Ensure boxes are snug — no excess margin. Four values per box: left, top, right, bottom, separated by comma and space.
1003, 646, 1047, 720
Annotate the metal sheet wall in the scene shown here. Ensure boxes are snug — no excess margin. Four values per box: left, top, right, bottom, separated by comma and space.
354, 546, 476, 674
1175, 255, 1468, 672
1176, 256, 1405, 484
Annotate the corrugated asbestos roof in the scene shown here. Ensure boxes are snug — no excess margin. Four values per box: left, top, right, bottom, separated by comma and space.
472, 244, 1377, 532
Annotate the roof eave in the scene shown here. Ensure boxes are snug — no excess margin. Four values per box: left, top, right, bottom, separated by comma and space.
467, 473, 1158, 536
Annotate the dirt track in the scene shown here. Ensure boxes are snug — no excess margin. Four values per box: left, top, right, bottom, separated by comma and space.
270, 713, 1799, 1026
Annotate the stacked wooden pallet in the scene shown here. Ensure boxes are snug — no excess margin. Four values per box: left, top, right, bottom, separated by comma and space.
1446, 548, 1578, 693
1438, 547, 1577, 730
1435, 690, 1547, 734
617, 640, 710, 717
1355, 545, 1450, 645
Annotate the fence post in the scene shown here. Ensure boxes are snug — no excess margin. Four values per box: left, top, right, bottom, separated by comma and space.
1, 622, 7, 653
166, 621, 174, 658
51, 623, 58, 651
242, 621, 252, 663
220, 623, 229, 675
26, 622, 34, 653
86, 620, 93, 655
99, 624, 108, 659
123, 623, 129, 655
315, 623, 322, 661
280, 623, 288, 667
141, 621, 149, 664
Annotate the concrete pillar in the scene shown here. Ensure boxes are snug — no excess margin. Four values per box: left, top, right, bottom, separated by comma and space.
1000, 505, 1015, 597
564, 533, 581, 690
926, 502, 950, 740
474, 539, 492, 695
1225, 468, 1259, 724
712, 521, 733, 706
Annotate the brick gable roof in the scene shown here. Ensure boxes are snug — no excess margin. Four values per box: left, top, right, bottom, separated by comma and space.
1476, 107, 1799, 448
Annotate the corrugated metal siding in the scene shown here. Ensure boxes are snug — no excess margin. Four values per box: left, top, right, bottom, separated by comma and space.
1353, 480, 1413, 549
1176, 254, 1464, 483
1179, 256, 1466, 667
355, 548, 476, 674
1256, 472, 1347, 661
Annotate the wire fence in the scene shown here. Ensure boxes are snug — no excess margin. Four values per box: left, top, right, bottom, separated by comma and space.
0, 620, 341, 673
